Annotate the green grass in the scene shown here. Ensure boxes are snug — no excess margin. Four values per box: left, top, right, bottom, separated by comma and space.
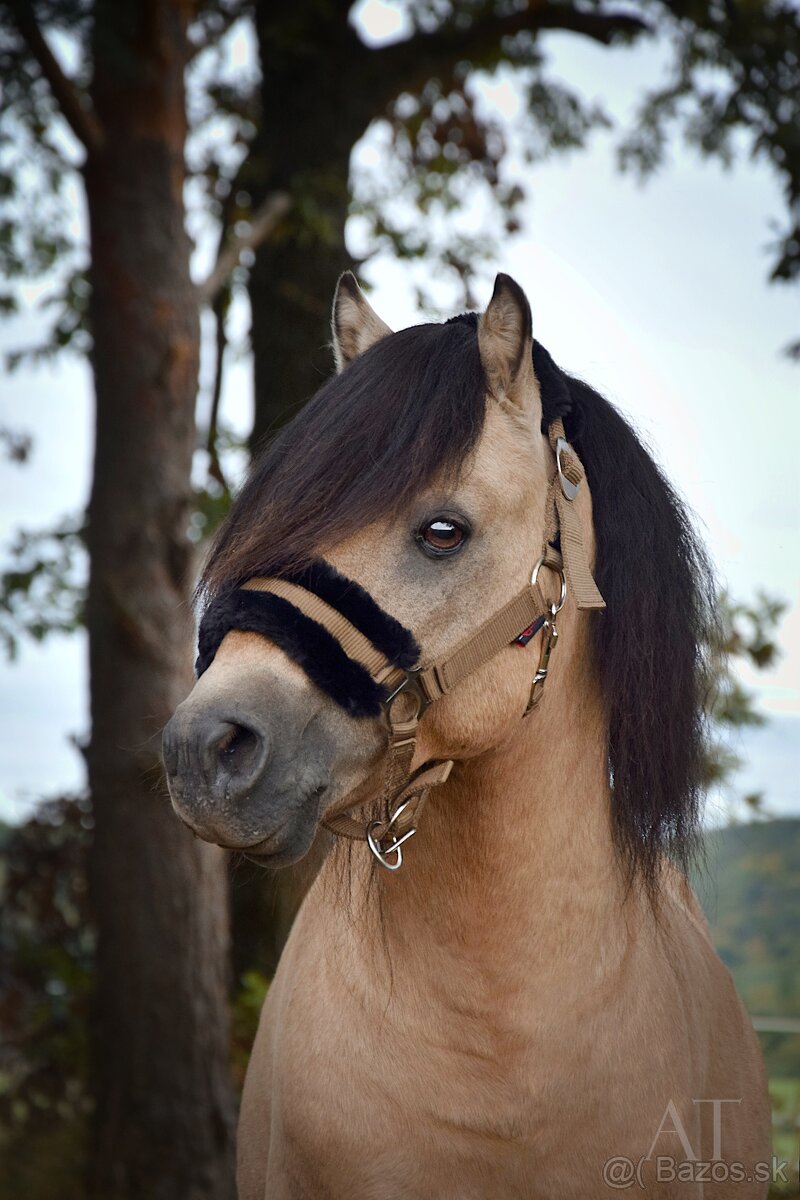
768, 1076, 800, 1197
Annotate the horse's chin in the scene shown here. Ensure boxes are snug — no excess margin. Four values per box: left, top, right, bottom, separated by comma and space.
239, 819, 321, 869
170, 781, 328, 869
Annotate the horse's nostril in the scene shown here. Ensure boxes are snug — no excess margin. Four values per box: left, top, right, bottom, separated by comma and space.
213, 722, 262, 775
163, 709, 270, 804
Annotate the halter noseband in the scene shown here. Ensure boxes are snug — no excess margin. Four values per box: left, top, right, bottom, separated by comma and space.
196, 418, 604, 870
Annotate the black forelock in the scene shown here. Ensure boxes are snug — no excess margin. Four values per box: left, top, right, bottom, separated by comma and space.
200, 317, 489, 595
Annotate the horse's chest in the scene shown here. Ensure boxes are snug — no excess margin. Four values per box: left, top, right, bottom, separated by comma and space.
249, 960, 657, 1200
269, 1036, 557, 1199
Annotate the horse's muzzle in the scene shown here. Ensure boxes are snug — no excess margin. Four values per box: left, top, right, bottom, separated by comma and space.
162, 693, 330, 863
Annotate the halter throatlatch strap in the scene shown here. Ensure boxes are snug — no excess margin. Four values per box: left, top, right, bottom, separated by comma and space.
198, 419, 604, 869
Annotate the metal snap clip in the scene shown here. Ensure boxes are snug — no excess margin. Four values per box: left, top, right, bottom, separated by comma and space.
524, 605, 560, 716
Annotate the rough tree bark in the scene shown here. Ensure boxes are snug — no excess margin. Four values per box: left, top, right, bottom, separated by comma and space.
83, 1, 235, 1196
246, 2, 376, 449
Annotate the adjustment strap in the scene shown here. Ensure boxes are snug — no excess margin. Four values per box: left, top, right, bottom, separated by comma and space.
322, 759, 453, 841
382, 758, 454, 836
320, 706, 417, 841
415, 580, 550, 701
544, 419, 605, 610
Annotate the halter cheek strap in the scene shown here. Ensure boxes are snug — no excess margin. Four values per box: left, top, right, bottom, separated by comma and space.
196, 419, 604, 870
544, 422, 605, 610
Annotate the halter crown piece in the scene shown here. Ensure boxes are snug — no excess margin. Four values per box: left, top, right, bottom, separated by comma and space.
197, 418, 604, 871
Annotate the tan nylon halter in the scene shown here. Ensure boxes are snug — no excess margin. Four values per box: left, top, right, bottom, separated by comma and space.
242, 419, 604, 870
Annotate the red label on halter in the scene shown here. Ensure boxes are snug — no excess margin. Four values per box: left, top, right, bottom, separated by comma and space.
514, 615, 545, 647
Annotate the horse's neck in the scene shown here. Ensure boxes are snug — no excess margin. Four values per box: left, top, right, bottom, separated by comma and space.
353, 625, 632, 995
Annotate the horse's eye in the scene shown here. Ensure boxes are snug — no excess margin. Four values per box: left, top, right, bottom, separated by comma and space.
417, 517, 469, 557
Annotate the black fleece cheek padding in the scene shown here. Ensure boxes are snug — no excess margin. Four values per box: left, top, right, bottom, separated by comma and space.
196, 590, 390, 719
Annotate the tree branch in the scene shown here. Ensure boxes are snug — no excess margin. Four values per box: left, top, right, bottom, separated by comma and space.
8, 4, 104, 155
197, 191, 291, 305
369, 1, 651, 99
205, 288, 230, 493
204, 192, 233, 493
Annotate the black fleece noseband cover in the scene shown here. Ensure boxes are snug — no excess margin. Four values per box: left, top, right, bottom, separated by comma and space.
279, 560, 419, 670
196, 561, 420, 719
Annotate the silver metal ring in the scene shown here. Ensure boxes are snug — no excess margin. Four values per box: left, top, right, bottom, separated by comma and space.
531, 556, 567, 614
366, 798, 418, 871
366, 820, 416, 871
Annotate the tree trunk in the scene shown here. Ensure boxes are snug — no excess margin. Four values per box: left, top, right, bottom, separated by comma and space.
248, 216, 351, 449
84, 2, 235, 1197
247, 2, 376, 448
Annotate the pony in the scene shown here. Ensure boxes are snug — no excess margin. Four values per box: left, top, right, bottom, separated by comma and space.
163, 272, 770, 1198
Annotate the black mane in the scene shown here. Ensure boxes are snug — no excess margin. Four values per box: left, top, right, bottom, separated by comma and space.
567, 371, 714, 893
200, 316, 714, 895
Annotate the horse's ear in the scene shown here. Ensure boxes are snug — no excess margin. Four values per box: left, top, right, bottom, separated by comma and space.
331, 272, 393, 372
478, 273, 535, 407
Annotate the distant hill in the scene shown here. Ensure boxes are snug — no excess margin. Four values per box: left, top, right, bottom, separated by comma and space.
695, 816, 800, 1078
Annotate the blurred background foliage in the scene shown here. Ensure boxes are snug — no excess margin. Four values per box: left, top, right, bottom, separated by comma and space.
1, 0, 798, 1196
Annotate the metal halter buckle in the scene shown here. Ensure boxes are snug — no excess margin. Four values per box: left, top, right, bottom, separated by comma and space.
367, 800, 417, 871
383, 666, 431, 719
556, 436, 580, 501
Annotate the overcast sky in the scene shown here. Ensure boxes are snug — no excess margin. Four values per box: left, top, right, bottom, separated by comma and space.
1, 2, 798, 819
